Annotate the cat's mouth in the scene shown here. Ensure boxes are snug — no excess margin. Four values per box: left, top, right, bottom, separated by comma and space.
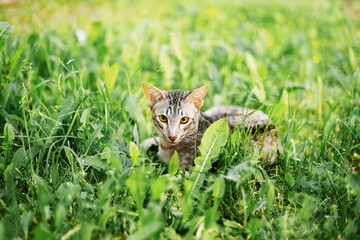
165, 136, 183, 145
167, 139, 179, 145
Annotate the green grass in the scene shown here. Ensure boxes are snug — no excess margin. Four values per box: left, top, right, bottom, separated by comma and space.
1, 0, 360, 239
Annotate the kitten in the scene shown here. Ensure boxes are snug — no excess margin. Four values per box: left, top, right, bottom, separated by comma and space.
141, 82, 281, 168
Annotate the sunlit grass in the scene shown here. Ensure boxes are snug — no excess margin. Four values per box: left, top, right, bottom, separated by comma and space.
0, 0, 359, 239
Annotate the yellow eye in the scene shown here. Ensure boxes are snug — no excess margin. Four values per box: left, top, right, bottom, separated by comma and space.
159, 115, 168, 122
180, 117, 189, 124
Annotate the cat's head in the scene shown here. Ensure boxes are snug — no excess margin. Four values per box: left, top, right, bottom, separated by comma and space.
142, 83, 209, 145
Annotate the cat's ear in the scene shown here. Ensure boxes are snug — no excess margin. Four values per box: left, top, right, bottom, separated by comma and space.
141, 82, 166, 105
185, 84, 209, 109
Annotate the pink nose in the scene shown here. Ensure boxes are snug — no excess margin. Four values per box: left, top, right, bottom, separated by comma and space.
169, 137, 177, 142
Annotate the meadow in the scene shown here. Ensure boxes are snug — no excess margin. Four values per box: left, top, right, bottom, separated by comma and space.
0, 0, 359, 239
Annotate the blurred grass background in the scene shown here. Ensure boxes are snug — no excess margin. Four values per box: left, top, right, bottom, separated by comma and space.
1, 0, 360, 239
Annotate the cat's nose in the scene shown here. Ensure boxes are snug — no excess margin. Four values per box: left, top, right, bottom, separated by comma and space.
169, 136, 177, 142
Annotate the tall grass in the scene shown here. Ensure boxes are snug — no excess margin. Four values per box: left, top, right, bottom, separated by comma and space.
1, 0, 359, 239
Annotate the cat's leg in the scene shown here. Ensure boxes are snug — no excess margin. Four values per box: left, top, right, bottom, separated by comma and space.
141, 136, 178, 165
140, 136, 160, 150
176, 142, 197, 169
158, 140, 176, 163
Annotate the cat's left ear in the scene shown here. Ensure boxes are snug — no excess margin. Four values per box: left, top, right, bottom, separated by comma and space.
185, 84, 209, 109
142, 82, 166, 105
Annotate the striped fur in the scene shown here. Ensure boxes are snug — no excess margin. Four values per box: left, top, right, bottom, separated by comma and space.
142, 83, 281, 168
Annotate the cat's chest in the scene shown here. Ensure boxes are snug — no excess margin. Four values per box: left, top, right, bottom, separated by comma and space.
176, 142, 199, 167
159, 138, 199, 167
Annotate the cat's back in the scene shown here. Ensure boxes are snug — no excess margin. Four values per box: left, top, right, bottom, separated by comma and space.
203, 106, 275, 131
202, 106, 281, 164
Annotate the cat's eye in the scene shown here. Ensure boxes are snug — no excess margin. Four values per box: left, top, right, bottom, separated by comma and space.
180, 117, 189, 124
159, 115, 168, 122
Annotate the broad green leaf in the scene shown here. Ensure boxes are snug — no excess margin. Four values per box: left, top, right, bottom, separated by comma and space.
4, 147, 26, 189
205, 176, 225, 229
0, 22, 14, 48
34, 223, 53, 240
252, 86, 265, 103
4, 162, 14, 188
168, 151, 179, 176
104, 62, 121, 94
126, 169, 147, 216
80, 108, 90, 127
349, 174, 360, 194
182, 181, 193, 224
101, 147, 111, 161
212, 176, 225, 199
298, 196, 318, 221
225, 159, 257, 186
345, 219, 357, 239
127, 221, 163, 240
32, 174, 54, 207
132, 122, 140, 145
4, 123, 16, 147
0, 85, 12, 108
100, 147, 122, 171
150, 176, 170, 200
20, 212, 33, 238
34, 132, 44, 147
204, 206, 219, 229
55, 204, 66, 230
56, 182, 81, 206
109, 155, 122, 172
248, 218, 266, 239
84, 124, 103, 155
187, 119, 229, 199
79, 223, 93, 240
79, 156, 106, 171
0, 199, 5, 209
130, 141, 140, 166
0, 22, 14, 38
50, 164, 60, 186
5, 147, 41, 186
285, 172, 295, 188
32, 174, 52, 193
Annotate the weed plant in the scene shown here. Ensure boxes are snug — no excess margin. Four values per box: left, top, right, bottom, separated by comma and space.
0, 0, 359, 239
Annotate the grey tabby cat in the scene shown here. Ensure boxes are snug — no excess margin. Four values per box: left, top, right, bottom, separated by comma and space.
141, 82, 281, 168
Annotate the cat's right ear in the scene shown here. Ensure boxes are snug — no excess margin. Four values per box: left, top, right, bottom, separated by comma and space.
141, 82, 166, 105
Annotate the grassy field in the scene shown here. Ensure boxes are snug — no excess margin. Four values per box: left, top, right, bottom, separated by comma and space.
1, 0, 360, 239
